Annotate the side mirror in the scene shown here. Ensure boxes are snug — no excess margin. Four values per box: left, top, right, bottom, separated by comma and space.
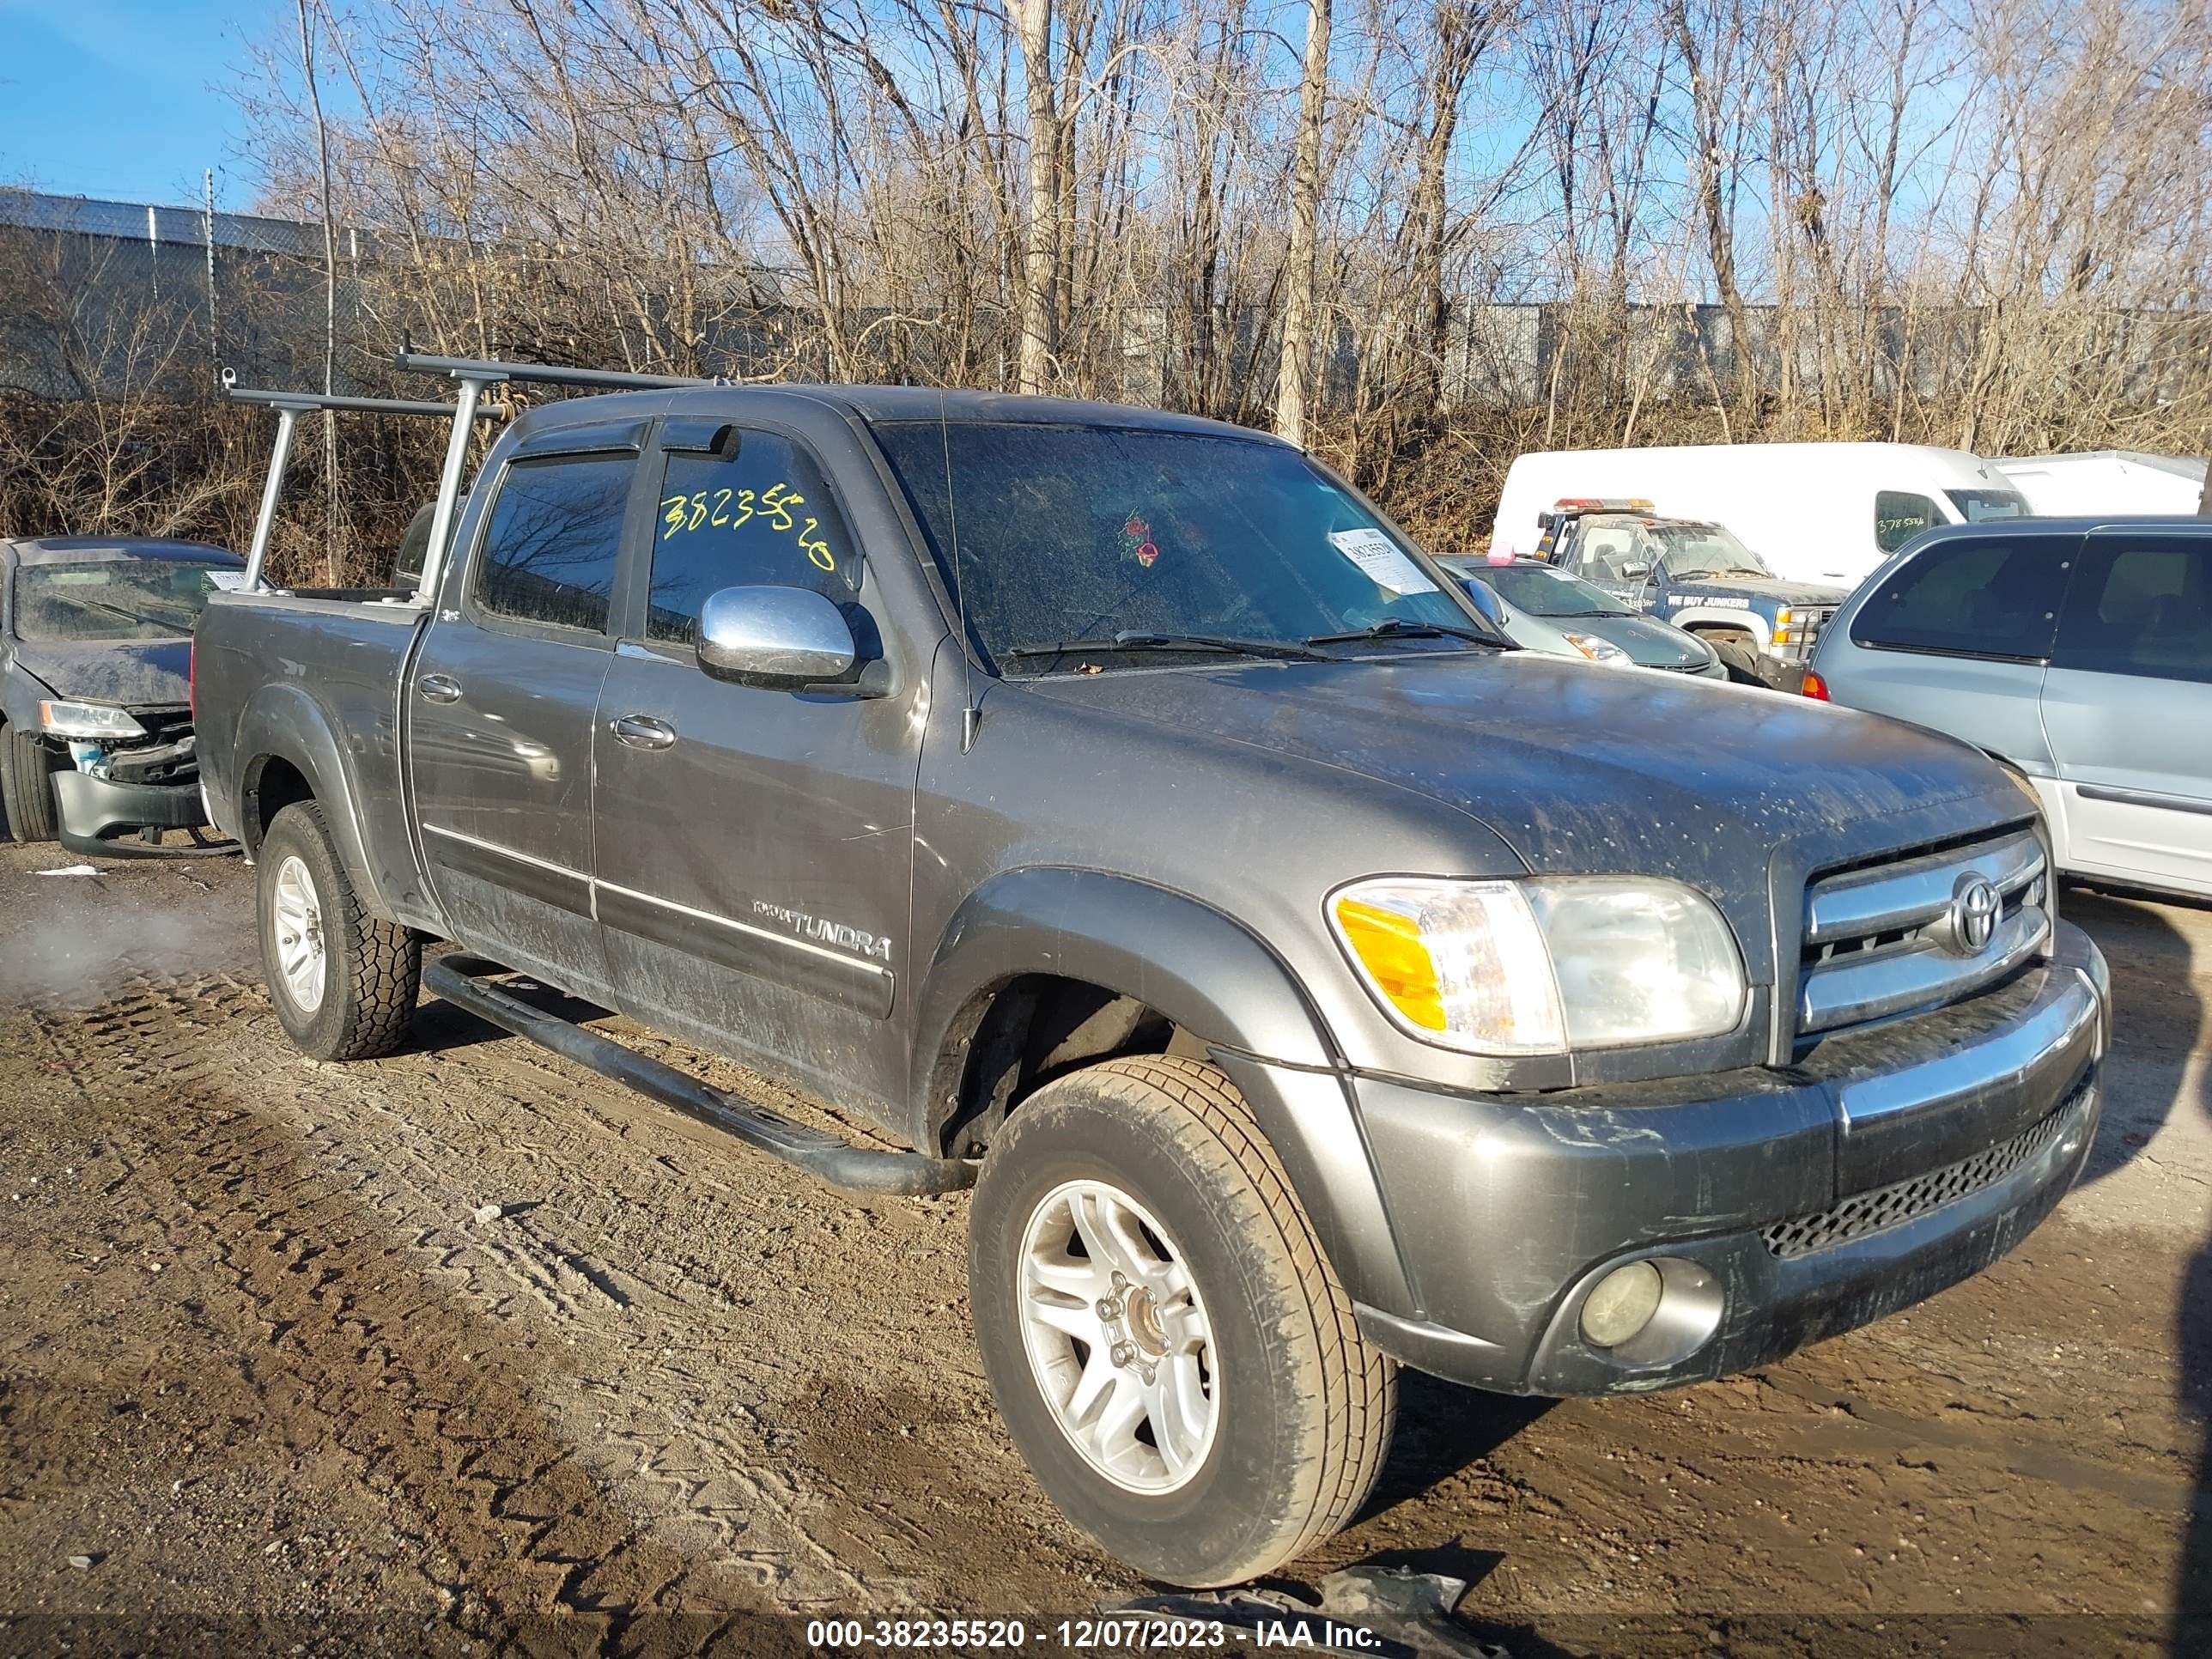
697, 586, 858, 689
1620, 561, 1651, 580
1458, 580, 1508, 626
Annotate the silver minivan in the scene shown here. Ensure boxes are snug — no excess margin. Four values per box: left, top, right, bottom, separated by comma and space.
1810, 518, 2212, 899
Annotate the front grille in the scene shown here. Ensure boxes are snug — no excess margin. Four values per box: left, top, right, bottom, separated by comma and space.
1797, 828, 2051, 1037
1759, 1084, 2085, 1259
134, 705, 194, 745
1781, 605, 1837, 662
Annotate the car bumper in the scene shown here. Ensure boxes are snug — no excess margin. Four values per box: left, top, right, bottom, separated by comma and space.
1346, 921, 2109, 1395
54, 771, 210, 856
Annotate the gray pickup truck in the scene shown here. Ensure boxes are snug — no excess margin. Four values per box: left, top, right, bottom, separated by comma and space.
195, 357, 2112, 1589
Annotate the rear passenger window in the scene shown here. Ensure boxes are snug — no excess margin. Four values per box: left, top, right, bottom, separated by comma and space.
2051, 537, 2212, 684
1850, 537, 2072, 661
645, 431, 857, 645
1875, 490, 1940, 554
475, 455, 633, 633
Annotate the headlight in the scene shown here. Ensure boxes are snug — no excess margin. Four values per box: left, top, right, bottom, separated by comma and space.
38, 700, 146, 740
1562, 632, 1631, 665
1328, 876, 1747, 1054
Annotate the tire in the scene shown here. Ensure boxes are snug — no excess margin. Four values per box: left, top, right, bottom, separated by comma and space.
0, 722, 60, 843
257, 800, 421, 1060
969, 1054, 1396, 1586
1705, 635, 1765, 685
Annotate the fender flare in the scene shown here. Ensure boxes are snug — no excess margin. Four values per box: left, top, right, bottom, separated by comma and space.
1670, 605, 1771, 647
232, 681, 398, 921
912, 866, 1419, 1316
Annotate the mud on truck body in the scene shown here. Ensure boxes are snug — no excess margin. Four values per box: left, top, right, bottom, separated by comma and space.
192, 356, 2111, 1588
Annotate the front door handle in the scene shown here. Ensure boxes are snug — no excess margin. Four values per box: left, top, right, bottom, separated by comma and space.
417, 673, 463, 703
609, 714, 677, 751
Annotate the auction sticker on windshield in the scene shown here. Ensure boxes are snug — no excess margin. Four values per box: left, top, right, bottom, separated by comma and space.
1328, 527, 1437, 594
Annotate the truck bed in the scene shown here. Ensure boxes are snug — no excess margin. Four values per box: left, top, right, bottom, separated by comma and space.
194, 590, 437, 928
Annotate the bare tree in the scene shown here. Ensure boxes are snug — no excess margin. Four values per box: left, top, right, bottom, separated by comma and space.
1274, 0, 1334, 444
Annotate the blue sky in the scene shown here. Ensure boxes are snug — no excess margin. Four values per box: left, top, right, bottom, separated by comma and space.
0, 1, 280, 209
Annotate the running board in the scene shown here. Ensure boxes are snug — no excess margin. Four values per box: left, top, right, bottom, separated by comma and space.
425, 955, 977, 1196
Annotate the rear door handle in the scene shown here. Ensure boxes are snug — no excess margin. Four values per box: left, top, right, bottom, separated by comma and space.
609, 714, 677, 751
417, 673, 463, 704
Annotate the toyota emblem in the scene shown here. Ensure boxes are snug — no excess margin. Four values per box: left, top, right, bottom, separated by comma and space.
1945, 873, 2002, 957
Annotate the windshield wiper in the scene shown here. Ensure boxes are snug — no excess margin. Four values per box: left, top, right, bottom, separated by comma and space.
1303, 617, 1502, 647
1002, 630, 1330, 664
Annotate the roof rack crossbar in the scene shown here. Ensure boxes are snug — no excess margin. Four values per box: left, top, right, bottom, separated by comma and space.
393, 350, 713, 392
222, 384, 497, 420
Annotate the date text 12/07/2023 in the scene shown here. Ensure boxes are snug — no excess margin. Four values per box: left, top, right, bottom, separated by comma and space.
803, 1617, 1397, 1651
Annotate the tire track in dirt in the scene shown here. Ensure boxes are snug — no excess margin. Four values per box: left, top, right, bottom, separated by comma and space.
28, 983, 804, 1655
22, 964, 1125, 1632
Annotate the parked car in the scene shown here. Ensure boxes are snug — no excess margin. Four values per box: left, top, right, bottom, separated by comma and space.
1441, 555, 1724, 678
1492, 443, 2031, 587
1993, 451, 2208, 517
1808, 517, 2211, 901
198, 365, 2109, 1589
1526, 500, 1844, 688
0, 536, 242, 854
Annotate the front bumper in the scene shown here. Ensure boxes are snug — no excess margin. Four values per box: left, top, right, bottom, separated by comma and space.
54, 771, 211, 857
1348, 921, 2108, 1395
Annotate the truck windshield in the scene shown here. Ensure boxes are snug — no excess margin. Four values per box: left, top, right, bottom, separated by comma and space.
1455, 562, 1632, 617
1646, 524, 1772, 581
12, 559, 235, 642
871, 422, 1484, 670
1946, 487, 2031, 523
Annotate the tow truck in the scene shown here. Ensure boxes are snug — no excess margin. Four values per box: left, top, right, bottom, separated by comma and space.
1534, 498, 1848, 689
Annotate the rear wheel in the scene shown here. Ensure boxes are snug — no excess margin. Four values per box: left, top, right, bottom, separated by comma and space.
0, 722, 60, 843
969, 1055, 1396, 1586
258, 800, 421, 1060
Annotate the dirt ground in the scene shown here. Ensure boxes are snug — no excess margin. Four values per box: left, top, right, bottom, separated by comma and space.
2, 842, 2208, 1659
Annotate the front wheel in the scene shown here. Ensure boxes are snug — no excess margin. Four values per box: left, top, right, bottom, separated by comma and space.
969, 1055, 1396, 1586
0, 722, 60, 843
1703, 635, 1766, 685
257, 800, 421, 1060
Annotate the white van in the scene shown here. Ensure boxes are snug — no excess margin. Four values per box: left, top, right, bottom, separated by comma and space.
1993, 451, 2207, 517
1491, 442, 2030, 588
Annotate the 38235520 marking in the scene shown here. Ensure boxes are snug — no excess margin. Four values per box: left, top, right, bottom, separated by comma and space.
802, 1616, 1236, 1650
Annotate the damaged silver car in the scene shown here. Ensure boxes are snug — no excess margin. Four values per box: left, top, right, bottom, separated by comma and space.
0, 537, 244, 856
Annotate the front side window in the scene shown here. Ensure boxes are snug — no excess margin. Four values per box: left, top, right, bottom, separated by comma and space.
12, 557, 236, 641
1875, 489, 1942, 554
1946, 487, 2030, 524
2051, 537, 2211, 684
646, 432, 856, 645
475, 454, 634, 633
871, 422, 1480, 671
1850, 536, 2072, 660
1574, 522, 1642, 580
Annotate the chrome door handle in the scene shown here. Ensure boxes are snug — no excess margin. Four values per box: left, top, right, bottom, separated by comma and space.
609, 714, 677, 750
417, 673, 463, 704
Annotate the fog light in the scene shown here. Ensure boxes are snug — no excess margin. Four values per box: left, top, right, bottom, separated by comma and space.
1580, 1261, 1664, 1348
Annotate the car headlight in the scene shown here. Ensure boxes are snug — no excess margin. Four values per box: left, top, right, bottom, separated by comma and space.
1328, 876, 1747, 1054
1562, 632, 1631, 665
38, 700, 146, 740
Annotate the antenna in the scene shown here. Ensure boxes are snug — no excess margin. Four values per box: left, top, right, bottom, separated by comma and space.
941, 385, 981, 753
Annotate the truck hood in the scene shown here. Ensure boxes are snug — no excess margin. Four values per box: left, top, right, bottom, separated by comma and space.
1025, 652, 2015, 881
1665, 574, 1850, 607
7, 638, 192, 707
